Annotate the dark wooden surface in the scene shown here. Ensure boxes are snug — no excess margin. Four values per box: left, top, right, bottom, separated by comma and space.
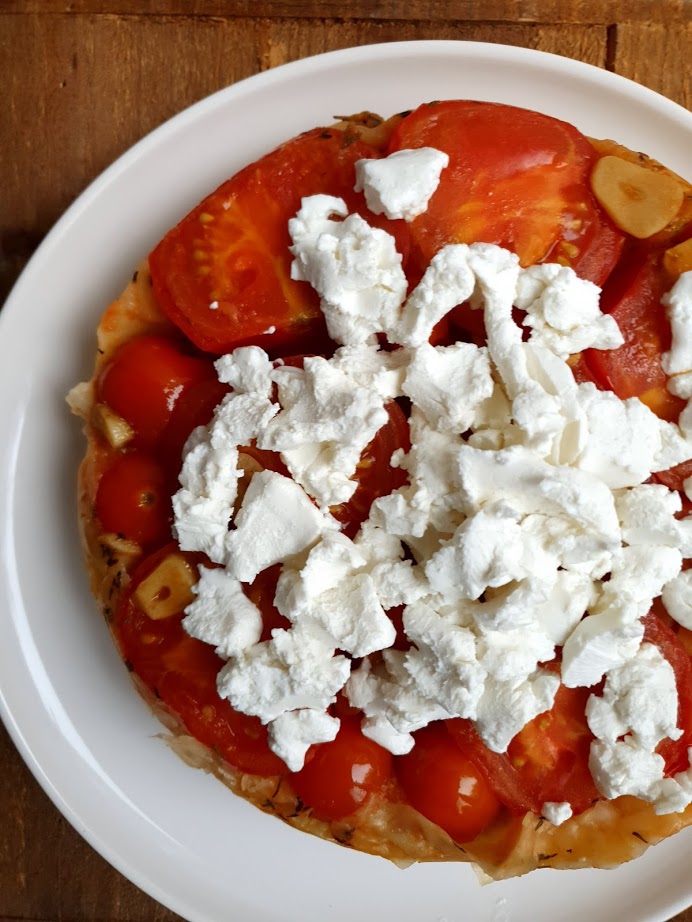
1, 2, 691, 919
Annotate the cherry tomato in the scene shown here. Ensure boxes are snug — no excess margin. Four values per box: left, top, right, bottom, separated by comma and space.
117, 544, 285, 776
387, 100, 625, 282
149, 127, 409, 356
159, 376, 230, 471
290, 718, 393, 821
396, 723, 501, 842
244, 564, 291, 642
643, 609, 692, 775
95, 452, 171, 546
585, 250, 684, 421
97, 335, 213, 448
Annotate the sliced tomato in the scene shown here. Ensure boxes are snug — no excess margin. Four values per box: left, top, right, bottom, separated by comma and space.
290, 717, 393, 821
95, 452, 172, 547
149, 127, 409, 356
331, 399, 410, 538
387, 100, 624, 282
506, 682, 600, 815
117, 544, 285, 776
643, 609, 692, 776
448, 674, 599, 818
244, 564, 291, 642
446, 719, 540, 815
654, 459, 692, 494
584, 250, 684, 421
97, 335, 213, 448
396, 723, 501, 842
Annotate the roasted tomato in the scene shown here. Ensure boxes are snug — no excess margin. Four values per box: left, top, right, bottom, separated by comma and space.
149, 126, 409, 356
396, 723, 501, 842
97, 335, 214, 449
448, 675, 599, 817
584, 249, 685, 421
643, 610, 692, 776
387, 100, 625, 284
331, 400, 410, 538
117, 544, 285, 776
290, 717, 393, 820
95, 452, 172, 547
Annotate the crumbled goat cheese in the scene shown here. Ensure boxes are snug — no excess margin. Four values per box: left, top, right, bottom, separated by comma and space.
288, 194, 407, 345
174, 151, 692, 794
225, 471, 329, 583
267, 709, 340, 772
662, 272, 692, 375
542, 801, 573, 826
662, 569, 692, 629
354, 147, 449, 222
216, 624, 350, 723
183, 567, 262, 658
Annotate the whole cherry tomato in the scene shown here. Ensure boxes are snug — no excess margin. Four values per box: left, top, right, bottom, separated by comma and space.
97, 335, 213, 448
396, 723, 501, 842
290, 718, 393, 821
95, 452, 171, 546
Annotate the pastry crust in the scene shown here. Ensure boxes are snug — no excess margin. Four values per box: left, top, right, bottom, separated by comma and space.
69, 121, 692, 881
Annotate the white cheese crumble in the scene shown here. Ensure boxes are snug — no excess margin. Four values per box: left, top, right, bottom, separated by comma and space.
171, 146, 692, 793
354, 147, 449, 222
541, 801, 573, 826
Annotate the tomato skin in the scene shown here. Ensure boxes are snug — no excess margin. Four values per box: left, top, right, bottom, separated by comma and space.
149, 128, 407, 356
388, 100, 624, 282
506, 682, 600, 815
585, 250, 684, 421
448, 669, 599, 818
95, 452, 171, 546
643, 610, 692, 775
158, 376, 230, 472
396, 723, 501, 842
331, 399, 411, 538
97, 335, 213, 448
446, 719, 538, 815
290, 718, 393, 821
117, 544, 285, 776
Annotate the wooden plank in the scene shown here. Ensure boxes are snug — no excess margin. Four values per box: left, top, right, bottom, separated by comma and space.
0, 13, 605, 304
1, 0, 690, 24
614, 21, 692, 111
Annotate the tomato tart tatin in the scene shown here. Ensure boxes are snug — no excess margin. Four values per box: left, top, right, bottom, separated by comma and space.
69, 101, 692, 880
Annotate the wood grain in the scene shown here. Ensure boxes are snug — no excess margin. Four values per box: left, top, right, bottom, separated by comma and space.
1, 4, 691, 921
2, 0, 690, 23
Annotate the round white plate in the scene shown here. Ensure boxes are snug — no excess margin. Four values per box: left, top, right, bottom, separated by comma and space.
1, 40, 691, 922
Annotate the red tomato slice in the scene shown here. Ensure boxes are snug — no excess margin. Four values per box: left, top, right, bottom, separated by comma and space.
159, 376, 230, 472
643, 610, 692, 776
149, 127, 406, 356
584, 250, 684, 421
387, 100, 625, 282
95, 452, 172, 547
506, 682, 600, 815
395, 723, 501, 842
446, 719, 541, 815
244, 564, 291, 642
331, 399, 410, 538
448, 667, 599, 817
97, 335, 213, 448
117, 544, 285, 776
290, 717, 393, 820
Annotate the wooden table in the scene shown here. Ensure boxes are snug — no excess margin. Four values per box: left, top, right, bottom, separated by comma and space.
1, 2, 691, 920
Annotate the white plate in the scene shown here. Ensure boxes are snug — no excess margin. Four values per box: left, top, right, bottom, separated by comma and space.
1, 39, 691, 922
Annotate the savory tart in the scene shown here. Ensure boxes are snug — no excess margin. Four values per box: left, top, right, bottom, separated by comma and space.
69, 100, 692, 880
